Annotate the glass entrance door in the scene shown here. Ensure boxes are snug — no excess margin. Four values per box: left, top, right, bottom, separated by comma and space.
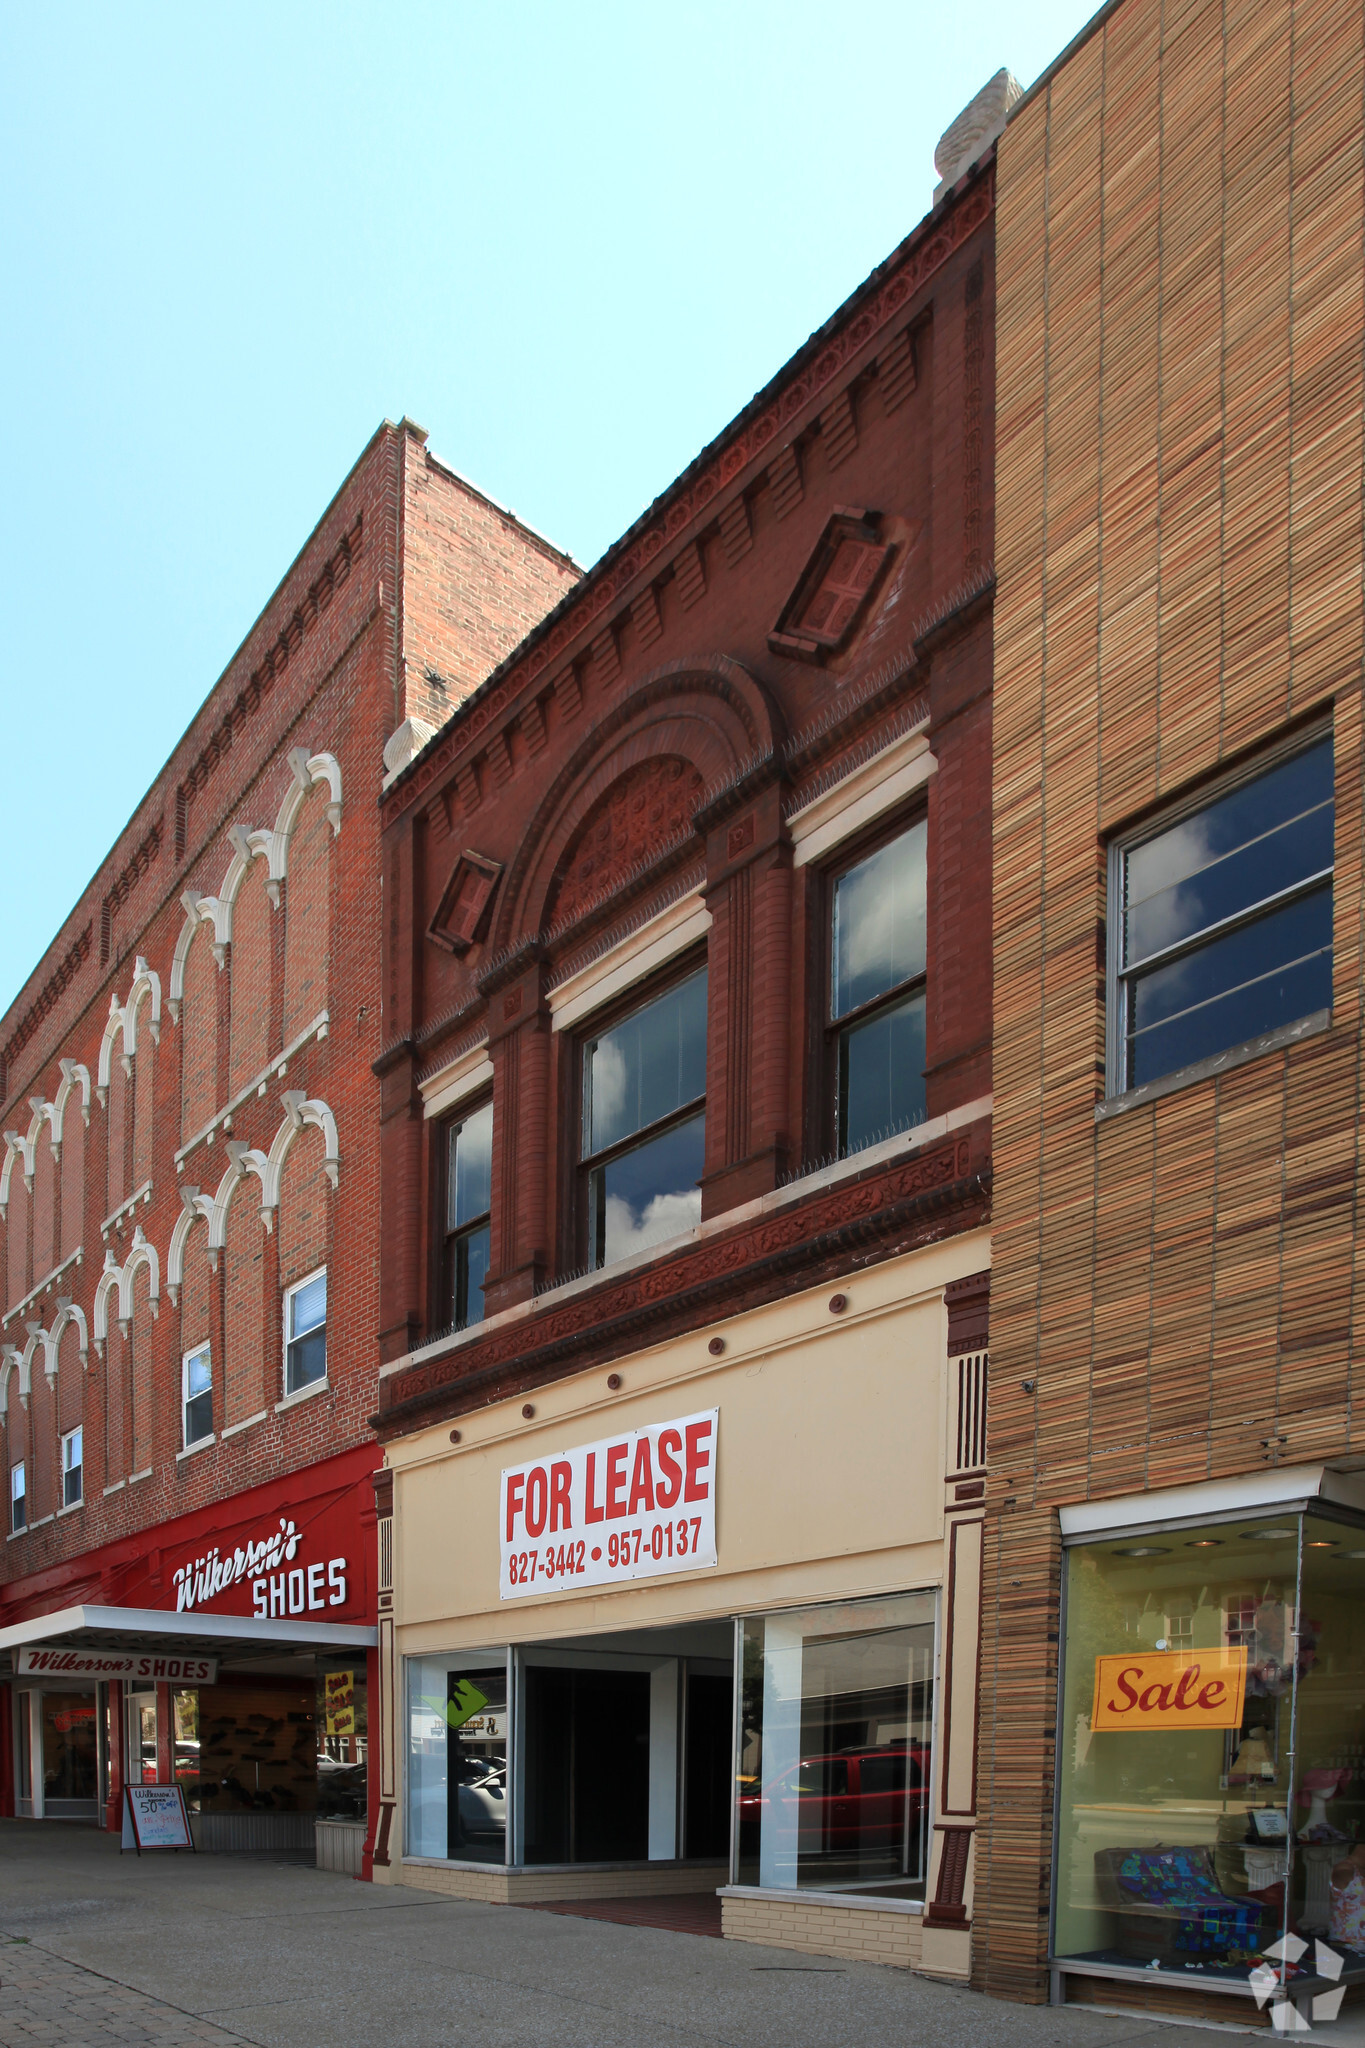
126, 1687, 159, 1785
41, 1694, 98, 1819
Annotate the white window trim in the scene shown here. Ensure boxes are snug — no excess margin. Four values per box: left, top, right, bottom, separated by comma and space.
549, 893, 711, 1035
283, 1263, 328, 1400
181, 1342, 213, 1451
60, 1428, 82, 1508
1104, 720, 1333, 1098
789, 727, 935, 868
421, 1048, 493, 1122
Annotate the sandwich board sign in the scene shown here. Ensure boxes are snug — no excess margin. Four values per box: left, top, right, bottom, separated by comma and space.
121, 1783, 195, 1854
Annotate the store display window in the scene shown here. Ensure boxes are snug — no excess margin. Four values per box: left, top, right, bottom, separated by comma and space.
1055, 1510, 1365, 1996
316, 1660, 368, 1819
734, 1591, 936, 1899
186, 1681, 317, 1813
406, 1654, 509, 1863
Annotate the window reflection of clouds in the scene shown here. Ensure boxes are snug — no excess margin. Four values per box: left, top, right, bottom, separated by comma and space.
589, 1040, 628, 1143
834, 823, 926, 1019
603, 1187, 702, 1262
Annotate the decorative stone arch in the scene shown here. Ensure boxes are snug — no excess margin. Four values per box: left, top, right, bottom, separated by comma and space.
44, 1301, 89, 1375
263, 1093, 340, 1215
166, 1186, 214, 1304
0, 1129, 33, 1218
92, 1227, 160, 1354
0, 1343, 26, 1417
52, 1061, 92, 1146
490, 655, 782, 954
209, 1144, 270, 1254
22, 1100, 53, 1178
95, 992, 127, 1103
123, 957, 163, 1058
268, 749, 344, 904
169, 892, 207, 1019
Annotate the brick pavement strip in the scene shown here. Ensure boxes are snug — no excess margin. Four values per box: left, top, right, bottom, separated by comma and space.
0, 1937, 243, 2048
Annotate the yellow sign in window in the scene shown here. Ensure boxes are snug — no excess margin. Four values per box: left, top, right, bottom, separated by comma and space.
1091, 1646, 1247, 1732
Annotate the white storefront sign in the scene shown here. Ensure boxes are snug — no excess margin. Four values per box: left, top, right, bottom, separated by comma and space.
17, 1646, 219, 1683
500, 1408, 718, 1600
170, 1514, 348, 1620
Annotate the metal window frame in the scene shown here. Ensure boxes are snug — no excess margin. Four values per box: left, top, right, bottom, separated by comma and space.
60, 1426, 82, 1507
1105, 721, 1334, 1097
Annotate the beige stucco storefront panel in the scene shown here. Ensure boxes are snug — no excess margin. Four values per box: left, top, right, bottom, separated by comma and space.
389, 1230, 987, 1651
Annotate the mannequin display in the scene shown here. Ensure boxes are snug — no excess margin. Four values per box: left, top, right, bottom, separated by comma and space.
1298, 1767, 1353, 1842
1329, 1844, 1365, 1953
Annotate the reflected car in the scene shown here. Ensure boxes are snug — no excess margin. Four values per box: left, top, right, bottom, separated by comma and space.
739, 1743, 930, 1856
456, 1762, 506, 1844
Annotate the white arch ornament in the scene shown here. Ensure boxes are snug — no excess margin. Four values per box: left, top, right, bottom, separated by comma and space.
92, 1229, 161, 1355
43, 1300, 90, 1375
167, 1186, 215, 1304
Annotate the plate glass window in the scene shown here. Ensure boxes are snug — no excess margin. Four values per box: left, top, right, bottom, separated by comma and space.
735, 1592, 936, 1899
60, 1427, 82, 1508
10, 1460, 25, 1532
582, 969, 706, 1269
285, 1270, 327, 1394
444, 1101, 492, 1330
182, 1346, 212, 1447
830, 821, 927, 1154
1112, 736, 1334, 1092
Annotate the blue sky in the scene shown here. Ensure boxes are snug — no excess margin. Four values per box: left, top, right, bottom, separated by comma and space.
0, 1, 1098, 1015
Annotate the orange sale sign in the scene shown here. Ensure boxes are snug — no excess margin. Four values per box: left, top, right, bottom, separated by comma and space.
1091, 1646, 1248, 1732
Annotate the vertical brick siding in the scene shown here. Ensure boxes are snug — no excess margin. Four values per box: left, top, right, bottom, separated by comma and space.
977, 0, 1365, 2000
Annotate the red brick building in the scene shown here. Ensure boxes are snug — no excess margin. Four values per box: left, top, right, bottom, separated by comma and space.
370, 89, 1005, 1972
0, 419, 576, 1863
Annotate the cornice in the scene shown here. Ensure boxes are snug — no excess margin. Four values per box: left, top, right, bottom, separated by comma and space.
373, 1133, 991, 1438
381, 167, 995, 831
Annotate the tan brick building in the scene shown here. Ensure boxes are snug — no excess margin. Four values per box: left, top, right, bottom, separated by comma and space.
979, 0, 1365, 2026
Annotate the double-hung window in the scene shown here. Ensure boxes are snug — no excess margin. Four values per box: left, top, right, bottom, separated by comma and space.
1109, 732, 1334, 1095
183, 1345, 213, 1448
581, 967, 707, 1270
443, 1101, 492, 1330
10, 1461, 25, 1533
285, 1269, 327, 1394
829, 819, 928, 1155
60, 1427, 82, 1508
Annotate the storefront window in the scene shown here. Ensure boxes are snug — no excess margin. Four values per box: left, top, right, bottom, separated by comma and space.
407, 1655, 508, 1863
190, 1682, 316, 1813
316, 1660, 368, 1819
173, 1690, 200, 1800
1055, 1511, 1365, 1991
735, 1592, 936, 1898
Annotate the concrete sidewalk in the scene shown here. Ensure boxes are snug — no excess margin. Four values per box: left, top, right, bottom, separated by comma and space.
0, 1820, 1245, 2047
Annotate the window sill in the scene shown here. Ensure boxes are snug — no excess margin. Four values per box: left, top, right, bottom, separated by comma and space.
8, 1512, 52, 1540
717, 1884, 925, 1916
102, 1480, 125, 1497
56, 1499, 83, 1518
220, 1410, 267, 1441
176, 1434, 215, 1462
276, 1379, 328, 1414
1096, 1008, 1332, 1123
128, 1468, 153, 1486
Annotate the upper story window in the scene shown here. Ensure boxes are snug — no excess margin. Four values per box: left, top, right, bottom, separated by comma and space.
285, 1268, 327, 1394
581, 967, 707, 1269
10, 1460, 25, 1533
829, 818, 927, 1155
61, 1427, 82, 1508
183, 1345, 213, 1448
443, 1101, 492, 1330
1109, 732, 1334, 1095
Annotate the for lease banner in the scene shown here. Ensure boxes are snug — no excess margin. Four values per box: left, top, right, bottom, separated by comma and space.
1091, 1646, 1248, 1732
500, 1408, 717, 1601
17, 1647, 218, 1683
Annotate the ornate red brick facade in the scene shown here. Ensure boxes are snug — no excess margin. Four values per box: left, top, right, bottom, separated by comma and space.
374, 158, 999, 1428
